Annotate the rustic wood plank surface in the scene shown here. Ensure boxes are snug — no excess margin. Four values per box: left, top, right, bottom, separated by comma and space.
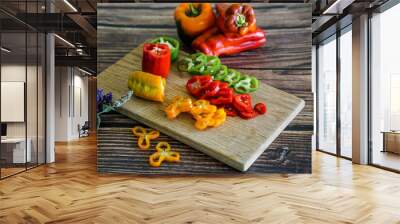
97, 3, 313, 173
97, 3, 312, 72
98, 113, 311, 174
97, 44, 305, 171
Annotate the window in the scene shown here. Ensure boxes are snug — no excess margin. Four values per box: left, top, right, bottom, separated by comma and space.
317, 35, 337, 154
316, 25, 353, 159
339, 27, 352, 158
370, 2, 400, 171
0, 2, 46, 179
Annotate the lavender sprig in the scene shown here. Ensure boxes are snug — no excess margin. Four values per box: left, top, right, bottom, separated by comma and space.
96, 90, 134, 129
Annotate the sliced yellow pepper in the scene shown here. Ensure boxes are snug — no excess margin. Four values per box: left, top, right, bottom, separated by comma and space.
190, 100, 217, 119
190, 100, 218, 130
164, 96, 193, 120
128, 71, 166, 102
132, 126, 160, 150
210, 108, 226, 127
149, 142, 180, 167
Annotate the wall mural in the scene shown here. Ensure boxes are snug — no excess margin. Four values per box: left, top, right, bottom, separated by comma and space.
96, 3, 313, 174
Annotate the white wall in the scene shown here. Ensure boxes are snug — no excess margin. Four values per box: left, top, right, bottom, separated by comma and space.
54, 67, 89, 141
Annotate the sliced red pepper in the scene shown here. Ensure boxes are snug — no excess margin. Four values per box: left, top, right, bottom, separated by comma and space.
238, 109, 257, 119
232, 94, 253, 113
209, 87, 233, 105
223, 104, 238, 117
186, 75, 213, 97
254, 103, 267, 115
218, 81, 229, 90
142, 43, 171, 78
201, 80, 221, 99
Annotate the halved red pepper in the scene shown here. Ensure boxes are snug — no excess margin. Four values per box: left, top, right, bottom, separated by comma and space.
142, 43, 171, 78
233, 94, 253, 113
186, 75, 213, 97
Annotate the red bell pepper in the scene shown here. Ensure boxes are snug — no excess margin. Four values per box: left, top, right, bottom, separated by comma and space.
217, 4, 257, 36
238, 109, 257, 119
142, 43, 171, 78
186, 77, 266, 119
209, 88, 233, 105
201, 80, 221, 99
233, 94, 253, 113
209, 87, 233, 105
186, 75, 213, 97
192, 27, 266, 56
223, 104, 238, 117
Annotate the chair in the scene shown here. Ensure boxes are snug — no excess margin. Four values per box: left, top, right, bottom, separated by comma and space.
78, 121, 90, 138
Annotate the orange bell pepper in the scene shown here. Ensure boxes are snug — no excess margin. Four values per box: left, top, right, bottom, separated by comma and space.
149, 142, 180, 167
164, 96, 193, 120
174, 3, 216, 44
132, 126, 160, 150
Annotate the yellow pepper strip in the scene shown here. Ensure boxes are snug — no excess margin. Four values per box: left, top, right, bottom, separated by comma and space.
190, 100, 218, 130
149, 142, 180, 167
128, 71, 166, 102
131, 126, 160, 150
164, 96, 193, 120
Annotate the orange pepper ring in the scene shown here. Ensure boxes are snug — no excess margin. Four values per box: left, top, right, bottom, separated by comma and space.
131, 126, 160, 150
149, 142, 180, 167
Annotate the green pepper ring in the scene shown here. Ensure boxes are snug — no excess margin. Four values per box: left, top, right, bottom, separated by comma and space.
234, 75, 259, 93
213, 65, 228, 80
223, 69, 242, 87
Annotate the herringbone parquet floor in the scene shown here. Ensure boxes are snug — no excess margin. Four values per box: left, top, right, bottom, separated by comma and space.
1, 135, 400, 224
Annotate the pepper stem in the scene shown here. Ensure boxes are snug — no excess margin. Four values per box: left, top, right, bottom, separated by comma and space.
186, 3, 200, 17
236, 13, 248, 28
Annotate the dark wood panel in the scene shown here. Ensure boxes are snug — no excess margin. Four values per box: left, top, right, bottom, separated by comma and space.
98, 113, 311, 174
97, 3, 311, 72
98, 27, 311, 72
97, 3, 311, 30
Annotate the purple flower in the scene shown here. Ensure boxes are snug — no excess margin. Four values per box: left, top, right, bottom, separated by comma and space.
97, 89, 104, 105
97, 89, 113, 113
104, 92, 113, 104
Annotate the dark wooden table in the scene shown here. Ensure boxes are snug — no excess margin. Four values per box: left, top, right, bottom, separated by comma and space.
97, 3, 313, 174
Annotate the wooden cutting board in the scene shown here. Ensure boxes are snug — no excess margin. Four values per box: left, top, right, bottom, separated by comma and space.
97, 43, 305, 171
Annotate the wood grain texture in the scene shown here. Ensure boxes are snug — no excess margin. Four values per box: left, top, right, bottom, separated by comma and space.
1, 136, 400, 223
97, 3, 312, 72
97, 3, 313, 173
97, 43, 305, 171
98, 112, 311, 174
